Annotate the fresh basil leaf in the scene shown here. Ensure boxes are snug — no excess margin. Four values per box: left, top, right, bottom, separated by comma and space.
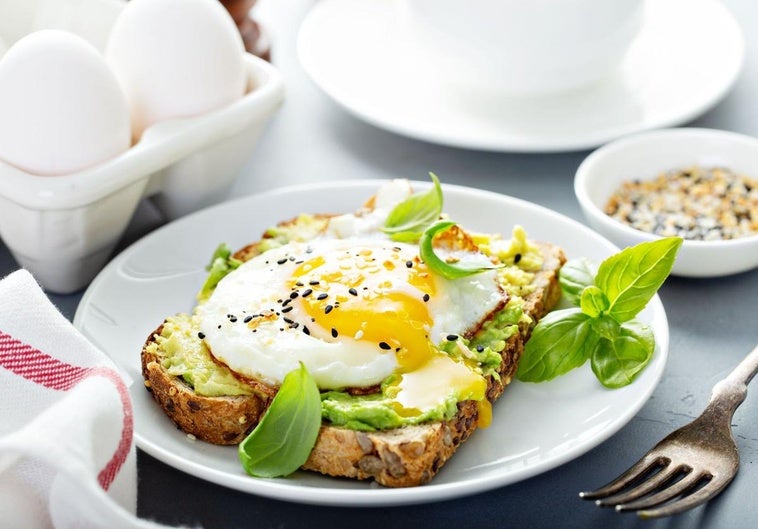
590, 314, 621, 341
420, 220, 500, 280
596, 238, 682, 323
198, 243, 242, 301
579, 285, 609, 318
559, 257, 597, 306
516, 308, 596, 382
591, 321, 655, 388
238, 363, 321, 478
382, 173, 443, 242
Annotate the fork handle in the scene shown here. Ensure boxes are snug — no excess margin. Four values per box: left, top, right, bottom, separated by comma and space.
707, 344, 758, 419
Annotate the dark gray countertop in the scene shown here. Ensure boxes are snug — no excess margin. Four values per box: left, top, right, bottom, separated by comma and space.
2, 0, 757, 527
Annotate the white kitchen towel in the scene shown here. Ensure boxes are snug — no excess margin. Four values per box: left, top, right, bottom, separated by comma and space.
0, 269, 183, 529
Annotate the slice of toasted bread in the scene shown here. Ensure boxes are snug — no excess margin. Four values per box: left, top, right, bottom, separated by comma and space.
141, 239, 565, 486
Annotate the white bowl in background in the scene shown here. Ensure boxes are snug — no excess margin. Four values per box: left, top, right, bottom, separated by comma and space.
404, 0, 644, 97
575, 128, 758, 278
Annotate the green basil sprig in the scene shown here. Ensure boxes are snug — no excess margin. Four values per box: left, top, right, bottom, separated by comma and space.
382, 173, 443, 242
238, 362, 321, 478
198, 243, 242, 301
517, 237, 682, 388
420, 220, 501, 280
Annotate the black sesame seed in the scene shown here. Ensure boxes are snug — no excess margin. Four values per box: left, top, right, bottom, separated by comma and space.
331, 328, 339, 338
197, 332, 205, 339
514, 253, 522, 264
295, 281, 304, 287
379, 342, 391, 350
476, 345, 484, 353
289, 291, 299, 299
277, 258, 288, 265
302, 288, 313, 297
317, 293, 328, 300
281, 306, 294, 313
283, 317, 295, 325
406, 260, 413, 268
325, 304, 334, 314
303, 326, 310, 335
348, 287, 358, 296
423, 293, 430, 302
282, 298, 292, 307
446, 334, 458, 341
243, 315, 253, 323
309, 280, 320, 286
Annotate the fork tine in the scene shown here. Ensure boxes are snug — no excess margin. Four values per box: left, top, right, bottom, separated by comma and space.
595, 464, 687, 507
579, 454, 667, 500
614, 470, 708, 512
636, 473, 736, 519
637, 479, 731, 519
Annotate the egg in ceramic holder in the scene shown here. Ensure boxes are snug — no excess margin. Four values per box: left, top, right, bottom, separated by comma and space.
0, 0, 285, 294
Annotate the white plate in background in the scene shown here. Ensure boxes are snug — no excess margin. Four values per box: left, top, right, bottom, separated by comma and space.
298, 0, 743, 152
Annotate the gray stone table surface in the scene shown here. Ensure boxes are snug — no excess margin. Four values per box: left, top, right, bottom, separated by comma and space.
1, 0, 757, 527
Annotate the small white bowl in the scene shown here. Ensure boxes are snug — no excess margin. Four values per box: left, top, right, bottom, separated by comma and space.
575, 128, 758, 278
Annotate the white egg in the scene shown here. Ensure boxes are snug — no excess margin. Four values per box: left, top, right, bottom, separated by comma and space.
0, 30, 131, 176
0, 36, 7, 58
196, 237, 505, 392
105, 0, 247, 140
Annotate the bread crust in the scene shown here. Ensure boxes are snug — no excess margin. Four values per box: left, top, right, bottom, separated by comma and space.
140, 240, 565, 486
141, 325, 271, 445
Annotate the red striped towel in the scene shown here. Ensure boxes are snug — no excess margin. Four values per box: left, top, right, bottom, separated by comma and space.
0, 270, 179, 528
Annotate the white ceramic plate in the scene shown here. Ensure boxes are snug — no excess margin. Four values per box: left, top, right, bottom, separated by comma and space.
74, 181, 669, 507
297, 0, 743, 153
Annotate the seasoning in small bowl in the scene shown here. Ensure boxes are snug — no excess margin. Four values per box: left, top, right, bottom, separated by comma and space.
574, 128, 758, 278
604, 165, 758, 242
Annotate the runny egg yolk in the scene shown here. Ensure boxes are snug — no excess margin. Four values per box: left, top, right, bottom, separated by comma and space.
289, 245, 490, 426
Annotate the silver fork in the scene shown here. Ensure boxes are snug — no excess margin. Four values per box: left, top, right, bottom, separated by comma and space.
580, 344, 758, 518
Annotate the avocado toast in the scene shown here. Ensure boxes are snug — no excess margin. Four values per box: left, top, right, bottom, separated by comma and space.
140, 179, 566, 487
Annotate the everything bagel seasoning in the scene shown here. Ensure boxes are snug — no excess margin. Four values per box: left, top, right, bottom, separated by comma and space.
604, 166, 758, 241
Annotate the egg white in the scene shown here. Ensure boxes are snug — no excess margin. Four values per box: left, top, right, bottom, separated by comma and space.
196, 237, 505, 390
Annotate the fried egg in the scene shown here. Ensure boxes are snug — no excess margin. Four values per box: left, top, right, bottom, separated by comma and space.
196, 237, 505, 413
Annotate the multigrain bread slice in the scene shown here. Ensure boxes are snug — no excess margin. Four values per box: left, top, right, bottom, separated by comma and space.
140, 238, 565, 487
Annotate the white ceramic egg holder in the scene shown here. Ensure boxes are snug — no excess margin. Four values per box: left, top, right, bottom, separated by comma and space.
0, 1, 285, 294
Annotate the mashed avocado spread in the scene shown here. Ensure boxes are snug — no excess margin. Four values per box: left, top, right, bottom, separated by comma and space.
151, 216, 544, 431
